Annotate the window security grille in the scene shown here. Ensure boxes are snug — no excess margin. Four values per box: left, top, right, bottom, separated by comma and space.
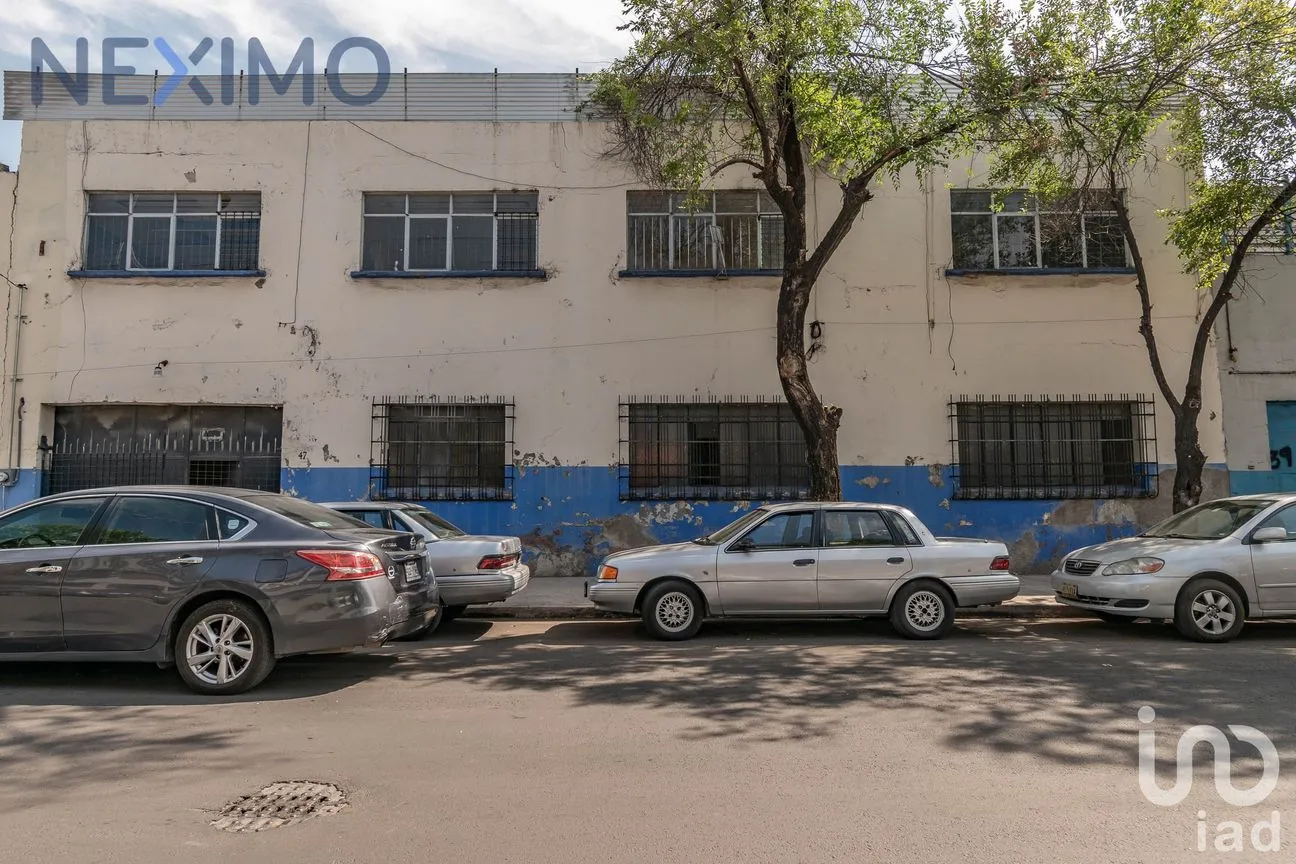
371, 397, 515, 500
626, 191, 784, 273
949, 395, 1158, 499
619, 397, 809, 500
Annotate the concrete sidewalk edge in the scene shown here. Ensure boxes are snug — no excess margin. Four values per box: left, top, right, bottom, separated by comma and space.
462, 599, 1090, 622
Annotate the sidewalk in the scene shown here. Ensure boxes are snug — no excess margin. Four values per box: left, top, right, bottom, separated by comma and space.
460, 572, 1085, 620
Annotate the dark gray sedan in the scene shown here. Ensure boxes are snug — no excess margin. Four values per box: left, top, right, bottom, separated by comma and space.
0, 486, 440, 695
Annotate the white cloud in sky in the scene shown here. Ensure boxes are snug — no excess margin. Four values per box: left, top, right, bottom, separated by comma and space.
0, 0, 634, 164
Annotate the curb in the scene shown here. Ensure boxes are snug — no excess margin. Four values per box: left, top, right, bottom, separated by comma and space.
462, 599, 1090, 622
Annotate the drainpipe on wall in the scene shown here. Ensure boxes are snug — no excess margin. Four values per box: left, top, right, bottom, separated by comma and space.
5, 280, 25, 478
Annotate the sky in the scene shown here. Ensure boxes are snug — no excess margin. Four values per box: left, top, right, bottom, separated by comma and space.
0, 0, 636, 167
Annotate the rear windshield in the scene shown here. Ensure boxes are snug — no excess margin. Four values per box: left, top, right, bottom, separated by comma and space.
247, 495, 373, 531
401, 509, 466, 539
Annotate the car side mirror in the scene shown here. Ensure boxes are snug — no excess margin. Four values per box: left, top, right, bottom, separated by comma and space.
1252, 526, 1289, 543
729, 539, 755, 553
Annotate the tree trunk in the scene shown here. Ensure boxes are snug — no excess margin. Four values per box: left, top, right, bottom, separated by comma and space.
1171, 399, 1205, 513
776, 268, 842, 501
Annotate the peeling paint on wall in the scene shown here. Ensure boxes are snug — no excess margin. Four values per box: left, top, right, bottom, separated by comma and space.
858, 475, 882, 489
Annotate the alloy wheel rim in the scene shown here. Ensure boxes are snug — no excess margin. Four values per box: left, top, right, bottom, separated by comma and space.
655, 592, 694, 632
1191, 590, 1237, 636
186, 614, 255, 685
905, 591, 946, 631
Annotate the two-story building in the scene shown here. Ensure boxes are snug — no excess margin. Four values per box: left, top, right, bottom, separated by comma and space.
0, 71, 1228, 574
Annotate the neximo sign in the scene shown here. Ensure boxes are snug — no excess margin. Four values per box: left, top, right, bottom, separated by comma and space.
30, 37, 391, 107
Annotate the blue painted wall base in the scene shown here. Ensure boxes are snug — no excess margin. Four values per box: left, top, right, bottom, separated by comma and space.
1, 464, 1200, 576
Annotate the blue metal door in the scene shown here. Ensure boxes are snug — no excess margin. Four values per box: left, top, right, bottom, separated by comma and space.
1267, 401, 1296, 491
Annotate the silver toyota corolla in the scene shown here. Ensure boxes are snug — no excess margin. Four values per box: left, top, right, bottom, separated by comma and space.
1052, 493, 1296, 642
587, 502, 1020, 640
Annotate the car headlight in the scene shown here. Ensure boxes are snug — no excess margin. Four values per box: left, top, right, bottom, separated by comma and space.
597, 564, 618, 582
1102, 557, 1165, 576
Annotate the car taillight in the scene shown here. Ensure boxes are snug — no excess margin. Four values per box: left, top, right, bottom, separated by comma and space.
990, 556, 1011, 572
478, 553, 520, 570
297, 550, 386, 581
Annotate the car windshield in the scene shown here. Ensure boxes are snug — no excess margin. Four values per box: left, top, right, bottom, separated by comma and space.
694, 509, 769, 545
401, 508, 466, 539
248, 495, 373, 531
1141, 499, 1275, 540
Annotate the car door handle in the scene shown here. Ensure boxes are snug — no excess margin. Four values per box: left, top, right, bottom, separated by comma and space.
794, 558, 816, 567
25, 565, 62, 573
167, 556, 204, 566
887, 557, 906, 565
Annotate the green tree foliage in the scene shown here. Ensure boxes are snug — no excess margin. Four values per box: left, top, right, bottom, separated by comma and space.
986, 0, 1296, 511
594, 0, 1066, 499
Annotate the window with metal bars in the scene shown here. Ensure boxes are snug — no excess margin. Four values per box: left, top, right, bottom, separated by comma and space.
371, 397, 514, 500
949, 395, 1158, 499
1252, 207, 1295, 254
625, 191, 784, 274
620, 398, 808, 500
949, 189, 1130, 271
360, 192, 539, 273
83, 192, 262, 272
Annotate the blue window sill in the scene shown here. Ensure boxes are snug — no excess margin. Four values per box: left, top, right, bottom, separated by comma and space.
945, 267, 1137, 277
69, 269, 266, 278
618, 269, 782, 278
350, 270, 547, 280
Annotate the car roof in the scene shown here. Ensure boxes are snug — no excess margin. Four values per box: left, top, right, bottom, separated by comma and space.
320, 501, 422, 510
40, 485, 277, 502
759, 501, 913, 514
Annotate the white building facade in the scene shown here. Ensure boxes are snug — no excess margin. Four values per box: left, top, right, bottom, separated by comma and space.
0, 72, 1228, 574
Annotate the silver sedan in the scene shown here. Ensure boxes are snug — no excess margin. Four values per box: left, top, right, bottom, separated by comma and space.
587, 502, 1020, 640
1052, 493, 1296, 641
323, 501, 530, 620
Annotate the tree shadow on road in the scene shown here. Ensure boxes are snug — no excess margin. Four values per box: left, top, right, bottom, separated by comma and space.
389, 618, 1296, 768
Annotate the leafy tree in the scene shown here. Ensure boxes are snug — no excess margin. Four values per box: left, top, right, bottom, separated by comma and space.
987, 0, 1296, 511
593, 0, 1064, 499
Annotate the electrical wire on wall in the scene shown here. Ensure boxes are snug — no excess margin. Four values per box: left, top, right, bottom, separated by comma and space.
283, 120, 314, 326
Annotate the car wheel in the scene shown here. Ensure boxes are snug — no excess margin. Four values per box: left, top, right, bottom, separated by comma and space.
174, 599, 275, 696
441, 604, 468, 623
1094, 611, 1140, 625
1174, 579, 1245, 643
641, 581, 704, 641
890, 581, 956, 640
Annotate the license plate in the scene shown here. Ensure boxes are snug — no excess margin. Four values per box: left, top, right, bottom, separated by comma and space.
1059, 582, 1079, 599
403, 562, 420, 583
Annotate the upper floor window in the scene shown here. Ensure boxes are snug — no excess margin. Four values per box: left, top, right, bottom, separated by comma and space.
625, 191, 784, 274
950, 395, 1157, 500
370, 397, 515, 501
83, 192, 262, 272
619, 398, 808, 500
361, 192, 539, 273
949, 190, 1129, 271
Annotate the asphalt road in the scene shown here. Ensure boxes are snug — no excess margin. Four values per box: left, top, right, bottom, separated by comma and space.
2, 617, 1295, 864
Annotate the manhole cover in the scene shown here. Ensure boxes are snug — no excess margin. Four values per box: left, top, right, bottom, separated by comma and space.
211, 781, 347, 833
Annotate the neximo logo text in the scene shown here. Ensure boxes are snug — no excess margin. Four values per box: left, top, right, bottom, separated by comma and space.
30, 37, 391, 107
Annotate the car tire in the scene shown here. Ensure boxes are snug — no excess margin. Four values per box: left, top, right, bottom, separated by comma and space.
441, 604, 468, 623
889, 581, 956, 640
174, 599, 275, 696
1094, 612, 1140, 625
1174, 578, 1245, 643
641, 581, 705, 641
